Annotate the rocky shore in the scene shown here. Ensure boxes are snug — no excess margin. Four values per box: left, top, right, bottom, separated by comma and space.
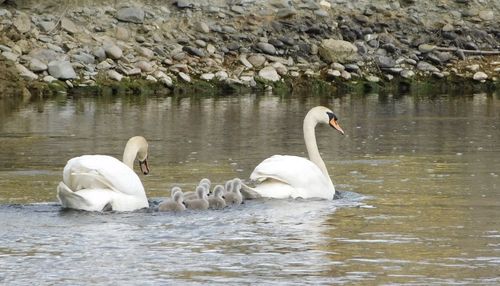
0, 0, 499, 95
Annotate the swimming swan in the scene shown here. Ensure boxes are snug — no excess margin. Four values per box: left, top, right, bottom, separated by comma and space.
246, 106, 344, 200
56, 136, 150, 211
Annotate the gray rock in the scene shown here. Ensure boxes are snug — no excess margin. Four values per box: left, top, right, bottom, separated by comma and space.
116, 7, 145, 24
125, 67, 141, 76
366, 75, 380, 82
13, 12, 31, 33
277, 8, 297, 18
215, 70, 228, 81
43, 75, 57, 83
314, 9, 329, 17
29, 58, 48, 72
136, 61, 154, 73
183, 46, 205, 57
178, 72, 191, 82
138, 47, 154, 58
146, 75, 157, 82
473, 71, 487, 81
200, 73, 215, 81
257, 42, 277, 55
61, 17, 79, 34
417, 61, 440, 73
72, 53, 95, 65
16, 64, 38, 80
239, 55, 253, 68
107, 70, 123, 81
318, 39, 358, 64
93, 47, 106, 61
104, 44, 123, 60
0, 45, 12, 53
29, 48, 67, 64
344, 64, 360, 72
418, 44, 436, 53
341, 70, 351, 80
177, 0, 195, 8
400, 70, 415, 79
48, 61, 77, 79
479, 10, 494, 21
258, 66, 281, 82
248, 54, 266, 68
231, 5, 245, 14
38, 21, 55, 33
2, 51, 18, 62
331, 62, 345, 71
195, 40, 207, 47
376, 56, 396, 68
115, 26, 130, 41
195, 21, 210, 33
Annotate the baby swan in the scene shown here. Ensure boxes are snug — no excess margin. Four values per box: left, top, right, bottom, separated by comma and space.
208, 185, 226, 210
158, 191, 186, 212
224, 178, 243, 205
184, 186, 209, 210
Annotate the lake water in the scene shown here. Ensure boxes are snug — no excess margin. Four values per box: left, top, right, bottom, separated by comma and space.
0, 89, 499, 285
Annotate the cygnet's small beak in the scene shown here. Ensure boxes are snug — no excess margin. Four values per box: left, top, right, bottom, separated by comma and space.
329, 119, 345, 135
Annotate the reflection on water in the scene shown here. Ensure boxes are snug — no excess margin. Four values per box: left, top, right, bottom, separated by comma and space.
0, 91, 499, 285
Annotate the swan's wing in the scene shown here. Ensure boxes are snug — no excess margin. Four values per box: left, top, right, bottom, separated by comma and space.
250, 155, 334, 199
57, 182, 112, 211
63, 155, 145, 197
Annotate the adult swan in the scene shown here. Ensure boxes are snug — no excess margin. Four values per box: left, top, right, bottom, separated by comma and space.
56, 136, 150, 211
247, 106, 344, 200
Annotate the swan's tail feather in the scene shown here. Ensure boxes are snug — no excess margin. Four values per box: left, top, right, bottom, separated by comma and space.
57, 182, 92, 209
240, 182, 262, 200
70, 172, 120, 193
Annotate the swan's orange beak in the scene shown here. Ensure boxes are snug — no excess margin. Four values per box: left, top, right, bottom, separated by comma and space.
139, 158, 149, 175
329, 119, 345, 135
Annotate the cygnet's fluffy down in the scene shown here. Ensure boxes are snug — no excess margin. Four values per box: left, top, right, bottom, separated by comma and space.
208, 185, 226, 210
184, 186, 209, 210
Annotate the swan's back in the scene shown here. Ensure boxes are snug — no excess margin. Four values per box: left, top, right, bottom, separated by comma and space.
250, 155, 335, 199
63, 155, 145, 197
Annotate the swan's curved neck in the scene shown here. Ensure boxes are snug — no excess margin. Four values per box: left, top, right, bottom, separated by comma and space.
303, 112, 330, 178
122, 144, 140, 170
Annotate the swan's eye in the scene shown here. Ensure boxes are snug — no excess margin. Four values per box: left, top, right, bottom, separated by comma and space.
326, 112, 337, 121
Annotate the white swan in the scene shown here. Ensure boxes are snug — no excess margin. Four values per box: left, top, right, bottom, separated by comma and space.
56, 136, 150, 211
247, 106, 344, 200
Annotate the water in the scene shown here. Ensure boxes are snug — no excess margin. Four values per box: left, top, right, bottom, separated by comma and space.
0, 91, 499, 285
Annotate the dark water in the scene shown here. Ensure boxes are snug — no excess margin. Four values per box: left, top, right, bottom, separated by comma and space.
0, 91, 499, 285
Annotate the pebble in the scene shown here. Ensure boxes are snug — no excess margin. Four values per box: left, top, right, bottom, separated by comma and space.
239, 55, 253, 68
318, 39, 358, 63
178, 72, 191, 82
248, 54, 266, 68
107, 70, 123, 81
400, 70, 415, 78
258, 66, 281, 82
200, 73, 215, 81
116, 7, 144, 24
29, 58, 48, 72
136, 61, 154, 73
195, 21, 210, 33
376, 55, 396, 68
257, 42, 277, 55
61, 17, 78, 34
473, 71, 487, 81
467, 64, 480, 72
13, 12, 31, 33
16, 64, 38, 80
104, 44, 123, 60
341, 70, 351, 80
418, 44, 436, 53
2, 51, 18, 61
146, 75, 157, 82
215, 70, 228, 81
115, 26, 129, 41
48, 61, 77, 79
366, 75, 380, 82
417, 61, 440, 73
43, 75, 57, 83
327, 69, 341, 77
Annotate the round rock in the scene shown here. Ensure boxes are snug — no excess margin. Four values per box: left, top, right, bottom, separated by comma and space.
258, 66, 281, 82
116, 7, 145, 24
48, 61, 77, 79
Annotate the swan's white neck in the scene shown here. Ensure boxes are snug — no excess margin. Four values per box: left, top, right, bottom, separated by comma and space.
122, 145, 139, 170
122, 136, 148, 170
303, 111, 330, 179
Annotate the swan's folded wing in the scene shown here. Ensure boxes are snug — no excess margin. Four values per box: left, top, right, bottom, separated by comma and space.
63, 155, 145, 196
250, 155, 333, 198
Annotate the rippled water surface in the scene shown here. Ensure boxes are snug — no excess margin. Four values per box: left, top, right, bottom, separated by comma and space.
0, 91, 499, 285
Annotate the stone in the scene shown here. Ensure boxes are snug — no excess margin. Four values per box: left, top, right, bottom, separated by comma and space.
231, 5, 245, 14
473, 71, 487, 81
318, 39, 358, 64
104, 44, 123, 60
417, 61, 440, 73
418, 44, 436, 53
43, 75, 57, 83
247, 54, 266, 67
107, 70, 123, 81
258, 66, 281, 82
29, 58, 48, 72
442, 23, 454, 32
116, 7, 145, 24
215, 70, 228, 81
115, 26, 130, 41
376, 56, 396, 68
48, 61, 77, 79
195, 40, 207, 47
206, 44, 216, 54
136, 61, 154, 73
16, 64, 38, 80
39, 21, 55, 33
327, 69, 341, 77
97, 60, 112, 70
314, 9, 329, 17
256, 42, 277, 55
400, 70, 415, 79
2, 51, 18, 62
136, 35, 146, 43
200, 73, 215, 81
272, 62, 288, 75
479, 10, 494, 21
183, 46, 205, 57
72, 53, 95, 65
13, 12, 31, 33
178, 72, 191, 82
366, 75, 380, 82
276, 8, 297, 18
332, 62, 345, 71
467, 64, 480, 72
341, 70, 351, 80
138, 47, 154, 59
125, 67, 141, 76
195, 21, 210, 33
146, 75, 157, 82
239, 55, 253, 68
61, 17, 79, 34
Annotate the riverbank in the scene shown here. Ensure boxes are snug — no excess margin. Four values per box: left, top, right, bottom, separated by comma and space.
1, 0, 499, 96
